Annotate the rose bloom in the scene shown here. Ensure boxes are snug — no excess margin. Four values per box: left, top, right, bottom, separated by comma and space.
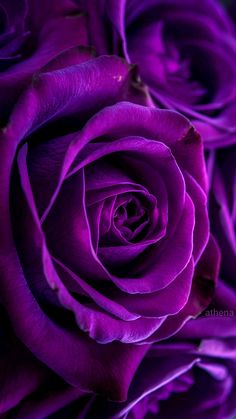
0, 54, 219, 404
1, 281, 235, 419
0, 0, 88, 122
79, 0, 236, 149
208, 146, 236, 289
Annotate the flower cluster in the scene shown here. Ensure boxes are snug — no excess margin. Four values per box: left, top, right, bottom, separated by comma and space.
0, 1, 235, 418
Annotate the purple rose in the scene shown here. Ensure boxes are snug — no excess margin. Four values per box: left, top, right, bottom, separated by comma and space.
0, 0, 88, 121
4, 281, 235, 419
0, 56, 218, 401
79, 0, 236, 148
208, 147, 236, 287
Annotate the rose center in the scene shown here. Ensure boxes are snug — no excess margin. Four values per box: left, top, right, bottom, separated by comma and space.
163, 24, 215, 105
114, 196, 149, 242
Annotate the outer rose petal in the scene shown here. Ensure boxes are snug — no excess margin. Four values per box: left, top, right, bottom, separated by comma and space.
0, 0, 90, 121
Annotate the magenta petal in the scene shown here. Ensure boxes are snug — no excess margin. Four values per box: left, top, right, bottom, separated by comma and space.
112, 194, 195, 293
111, 258, 194, 318
146, 235, 220, 342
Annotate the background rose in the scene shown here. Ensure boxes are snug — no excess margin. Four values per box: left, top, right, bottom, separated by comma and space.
0, 55, 219, 398
86, 283, 236, 419
4, 281, 235, 419
208, 147, 236, 288
0, 0, 89, 122
79, 0, 236, 149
